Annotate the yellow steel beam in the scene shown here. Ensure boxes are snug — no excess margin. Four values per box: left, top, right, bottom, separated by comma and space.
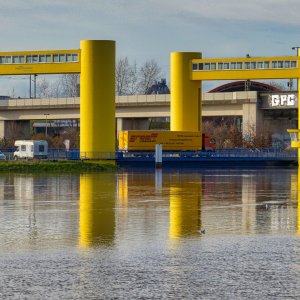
192, 56, 300, 80
0, 49, 80, 75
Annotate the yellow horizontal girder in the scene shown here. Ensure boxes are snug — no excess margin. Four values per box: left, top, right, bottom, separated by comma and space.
0, 49, 80, 75
192, 56, 300, 80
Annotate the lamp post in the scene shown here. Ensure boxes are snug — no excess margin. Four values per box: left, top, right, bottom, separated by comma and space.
291, 47, 300, 92
292, 46, 300, 52
29, 74, 37, 99
44, 113, 50, 136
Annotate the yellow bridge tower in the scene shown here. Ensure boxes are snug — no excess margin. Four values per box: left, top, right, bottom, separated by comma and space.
0, 40, 115, 160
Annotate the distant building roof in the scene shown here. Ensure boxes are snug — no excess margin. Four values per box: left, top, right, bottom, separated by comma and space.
208, 81, 280, 93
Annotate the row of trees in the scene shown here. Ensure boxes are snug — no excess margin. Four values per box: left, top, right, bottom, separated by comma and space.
0, 117, 272, 150
116, 58, 163, 95
35, 74, 80, 98
25, 58, 163, 98
202, 117, 272, 149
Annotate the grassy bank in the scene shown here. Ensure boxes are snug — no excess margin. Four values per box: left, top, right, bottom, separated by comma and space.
0, 160, 119, 173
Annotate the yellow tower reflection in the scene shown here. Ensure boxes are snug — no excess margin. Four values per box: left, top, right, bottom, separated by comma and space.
298, 167, 300, 235
79, 173, 116, 247
290, 167, 300, 235
169, 175, 202, 240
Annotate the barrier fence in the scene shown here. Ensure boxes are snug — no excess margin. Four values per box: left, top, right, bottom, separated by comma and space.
0, 148, 297, 161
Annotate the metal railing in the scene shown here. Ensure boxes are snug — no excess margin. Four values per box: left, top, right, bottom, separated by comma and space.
1, 149, 296, 161
0, 97, 80, 108
117, 149, 297, 161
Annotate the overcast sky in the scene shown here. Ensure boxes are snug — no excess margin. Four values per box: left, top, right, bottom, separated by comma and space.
1, 0, 300, 96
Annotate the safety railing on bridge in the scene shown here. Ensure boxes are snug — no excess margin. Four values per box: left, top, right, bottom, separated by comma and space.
0, 97, 80, 108
0, 148, 296, 161
115, 94, 169, 104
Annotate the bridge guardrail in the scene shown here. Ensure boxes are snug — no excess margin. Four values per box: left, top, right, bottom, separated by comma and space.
0, 97, 80, 108
0, 149, 296, 161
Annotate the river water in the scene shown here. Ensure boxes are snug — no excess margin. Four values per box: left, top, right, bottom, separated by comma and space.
0, 167, 300, 299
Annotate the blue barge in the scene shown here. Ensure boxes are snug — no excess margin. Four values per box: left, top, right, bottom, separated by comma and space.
115, 149, 298, 168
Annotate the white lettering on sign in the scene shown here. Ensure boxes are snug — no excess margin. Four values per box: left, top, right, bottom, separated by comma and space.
271, 94, 295, 107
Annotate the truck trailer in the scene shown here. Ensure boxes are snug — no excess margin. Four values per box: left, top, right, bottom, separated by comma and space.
14, 140, 48, 159
118, 130, 213, 151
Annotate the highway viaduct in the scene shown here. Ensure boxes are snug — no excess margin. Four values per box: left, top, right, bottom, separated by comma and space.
0, 91, 259, 139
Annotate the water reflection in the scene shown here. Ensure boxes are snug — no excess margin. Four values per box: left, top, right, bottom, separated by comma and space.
0, 169, 300, 299
116, 171, 202, 241
0, 168, 298, 252
79, 173, 116, 247
169, 174, 202, 239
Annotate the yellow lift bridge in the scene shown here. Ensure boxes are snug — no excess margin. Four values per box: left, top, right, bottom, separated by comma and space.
0, 41, 300, 162
0, 40, 115, 160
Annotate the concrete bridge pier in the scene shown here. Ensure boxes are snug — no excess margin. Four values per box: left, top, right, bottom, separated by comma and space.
0, 120, 31, 140
117, 118, 150, 131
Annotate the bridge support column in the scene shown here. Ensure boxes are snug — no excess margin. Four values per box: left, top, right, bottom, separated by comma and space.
242, 102, 263, 137
80, 40, 115, 159
4, 120, 31, 140
298, 54, 300, 164
0, 121, 5, 139
170, 52, 202, 132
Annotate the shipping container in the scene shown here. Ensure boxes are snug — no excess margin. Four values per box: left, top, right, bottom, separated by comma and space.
118, 130, 202, 151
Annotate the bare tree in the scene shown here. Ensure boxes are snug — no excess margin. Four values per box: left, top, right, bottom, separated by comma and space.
50, 79, 63, 98
265, 81, 288, 91
127, 61, 139, 95
10, 88, 16, 99
138, 59, 162, 94
116, 57, 130, 96
37, 78, 50, 98
61, 74, 80, 97
116, 57, 138, 95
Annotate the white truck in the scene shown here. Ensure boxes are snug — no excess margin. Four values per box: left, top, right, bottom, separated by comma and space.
14, 140, 48, 159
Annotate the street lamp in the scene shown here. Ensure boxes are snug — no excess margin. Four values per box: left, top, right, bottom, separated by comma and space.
292, 46, 300, 52
291, 47, 300, 92
29, 74, 37, 99
44, 113, 50, 136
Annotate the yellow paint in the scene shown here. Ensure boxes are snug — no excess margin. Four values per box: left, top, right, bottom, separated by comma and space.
169, 177, 202, 240
170, 52, 202, 132
291, 141, 300, 148
286, 50, 300, 164
80, 40, 115, 158
117, 173, 128, 208
0, 40, 115, 159
0, 49, 80, 75
298, 51, 300, 165
298, 167, 300, 235
192, 56, 300, 81
79, 173, 116, 247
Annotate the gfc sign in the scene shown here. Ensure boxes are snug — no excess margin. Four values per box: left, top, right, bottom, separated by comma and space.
262, 93, 298, 109
271, 94, 296, 107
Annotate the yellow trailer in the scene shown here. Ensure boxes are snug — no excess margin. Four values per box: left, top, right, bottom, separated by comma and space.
118, 130, 202, 151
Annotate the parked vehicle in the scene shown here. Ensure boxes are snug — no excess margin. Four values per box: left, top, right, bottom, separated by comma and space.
118, 130, 203, 151
14, 140, 48, 159
118, 130, 216, 151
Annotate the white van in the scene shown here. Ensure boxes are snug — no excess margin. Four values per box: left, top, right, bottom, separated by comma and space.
14, 140, 48, 159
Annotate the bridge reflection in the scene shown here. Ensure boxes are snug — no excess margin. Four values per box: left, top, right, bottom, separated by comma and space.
79, 173, 116, 247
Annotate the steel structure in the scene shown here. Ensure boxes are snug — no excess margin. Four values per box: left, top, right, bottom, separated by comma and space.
0, 40, 115, 159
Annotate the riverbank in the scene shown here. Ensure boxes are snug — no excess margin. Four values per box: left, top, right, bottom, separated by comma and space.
0, 160, 119, 173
